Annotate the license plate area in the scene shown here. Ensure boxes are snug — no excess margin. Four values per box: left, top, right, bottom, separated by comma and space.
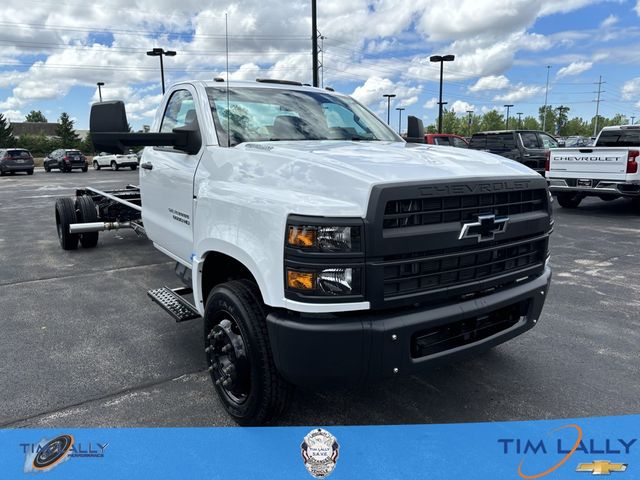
577, 178, 592, 187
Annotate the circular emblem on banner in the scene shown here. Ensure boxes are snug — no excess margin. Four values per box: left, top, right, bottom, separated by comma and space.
301, 428, 339, 478
33, 434, 74, 470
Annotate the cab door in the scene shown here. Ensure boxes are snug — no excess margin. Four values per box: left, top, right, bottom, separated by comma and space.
140, 85, 204, 264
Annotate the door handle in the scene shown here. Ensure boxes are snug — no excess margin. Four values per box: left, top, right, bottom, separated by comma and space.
141, 162, 153, 170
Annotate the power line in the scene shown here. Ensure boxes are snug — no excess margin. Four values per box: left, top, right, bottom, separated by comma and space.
593, 75, 605, 136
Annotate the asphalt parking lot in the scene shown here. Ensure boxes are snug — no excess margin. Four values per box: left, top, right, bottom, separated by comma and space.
1, 168, 639, 428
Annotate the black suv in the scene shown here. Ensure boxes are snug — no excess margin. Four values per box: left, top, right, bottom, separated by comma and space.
468, 130, 559, 175
44, 149, 88, 172
0, 148, 35, 175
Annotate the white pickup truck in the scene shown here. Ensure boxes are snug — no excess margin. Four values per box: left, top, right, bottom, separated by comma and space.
547, 125, 640, 207
54, 79, 552, 425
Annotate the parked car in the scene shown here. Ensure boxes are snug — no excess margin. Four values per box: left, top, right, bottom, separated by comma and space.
93, 151, 139, 170
0, 148, 35, 175
424, 133, 469, 148
44, 149, 88, 172
468, 130, 559, 175
563, 135, 592, 148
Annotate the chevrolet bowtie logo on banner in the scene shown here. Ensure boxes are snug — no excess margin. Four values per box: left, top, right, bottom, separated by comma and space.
576, 460, 628, 475
458, 214, 509, 242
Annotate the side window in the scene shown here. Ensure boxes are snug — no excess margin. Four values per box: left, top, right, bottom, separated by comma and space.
538, 133, 559, 149
469, 135, 486, 149
160, 90, 197, 134
452, 137, 468, 148
486, 133, 515, 150
520, 132, 540, 149
435, 137, 451, 146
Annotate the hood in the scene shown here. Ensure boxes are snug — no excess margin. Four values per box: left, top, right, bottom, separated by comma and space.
214, 140, 541, 217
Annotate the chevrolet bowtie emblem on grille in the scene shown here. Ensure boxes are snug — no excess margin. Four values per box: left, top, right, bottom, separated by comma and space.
458, 214, 509, 242
576, 460, 628, 475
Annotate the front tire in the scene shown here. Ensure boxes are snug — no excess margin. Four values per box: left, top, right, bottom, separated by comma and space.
130, 165, 137, 170
44, 164, 51, 172
204, 280, 293, 425
111, 161, 119, 171
27, 169, 34, 175
55, 197, 79, 250
556, 192, 583, 208
93, 161, 101, 170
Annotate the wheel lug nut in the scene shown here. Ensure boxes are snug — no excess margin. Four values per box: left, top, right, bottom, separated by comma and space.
222, 378, 233, 388
221, 345, 232, 353
223, 365, 235, 374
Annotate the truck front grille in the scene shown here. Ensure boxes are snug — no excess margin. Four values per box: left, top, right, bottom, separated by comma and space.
383, 236, 547, 300
383, 189, 547, 229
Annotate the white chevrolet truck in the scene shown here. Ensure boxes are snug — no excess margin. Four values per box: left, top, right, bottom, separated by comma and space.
547, 125, 640, 207
54, 79, 552, 425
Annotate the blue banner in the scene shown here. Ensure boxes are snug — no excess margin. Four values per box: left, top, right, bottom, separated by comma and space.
1, 414, 637, 478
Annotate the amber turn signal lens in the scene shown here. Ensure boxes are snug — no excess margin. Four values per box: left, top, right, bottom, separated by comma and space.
287, 226, 316, 247
287, 270, 315, 290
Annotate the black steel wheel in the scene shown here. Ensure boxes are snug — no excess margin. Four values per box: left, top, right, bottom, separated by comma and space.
204, 280, 293, 425
75, 195, 99, 248
55, 197, 79, 250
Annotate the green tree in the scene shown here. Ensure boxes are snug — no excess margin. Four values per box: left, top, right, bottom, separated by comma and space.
441, 109, 461, 134
522, 116, 540, 130
0, 113, 16, 147
555, 106, 570, 136
538, 105, 556, 134
80, 133, 96, 155
25, 110, 48, 122
480, 110, 505, 131
55, 112, 80, 147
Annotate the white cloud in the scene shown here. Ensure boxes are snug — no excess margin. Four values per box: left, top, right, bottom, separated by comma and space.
351, 76, 422, 113
3, 109, 25, 122
423, 97, 438, 109
494, 84, 544, 102
556, 61, 593, 78
622, 78, 640, 100
600, 14, 618, 28
450, 100, 476, 114
469, 75, 511, 92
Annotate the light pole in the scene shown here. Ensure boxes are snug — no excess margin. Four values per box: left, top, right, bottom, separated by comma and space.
517, 112, 523, 129
504, 104, 514, 129
466, 110, 473, 136
542, 65, 551, 132
430, 54, 455, 133
97, 82, 104, 102
396, 107, 405, 134
383, 93, 396, 124
631, 115, 635, 125
146, 48, 177, 94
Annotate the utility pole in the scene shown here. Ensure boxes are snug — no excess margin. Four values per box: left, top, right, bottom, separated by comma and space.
542, 65, 551, 132
396, 107, 405, 134
516, 112, 523, 129
311, 0, 319, 87
319, 33, 325, 88
466, 110, 473, 136
504, 104, 514, 129
593, 75, 605, 137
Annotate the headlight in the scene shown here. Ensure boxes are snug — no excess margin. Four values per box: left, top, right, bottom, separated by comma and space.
286, 267, 361, 296
287, 225, 361, 253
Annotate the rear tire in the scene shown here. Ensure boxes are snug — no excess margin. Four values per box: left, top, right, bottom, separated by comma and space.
204, 279, 293, 425
111, 161, 119, 171
598, 195, 619, 201
130, 165, 137, 170
556, 193, 583, 208
93, 161, 100, 170
44, 164, 51, 172
55, 197, 79, 250
75, 195, 99, 248
27, 169, 34, 175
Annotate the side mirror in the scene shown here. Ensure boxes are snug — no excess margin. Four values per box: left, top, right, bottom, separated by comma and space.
90, 100, 202, 154
405, 116, 425, 143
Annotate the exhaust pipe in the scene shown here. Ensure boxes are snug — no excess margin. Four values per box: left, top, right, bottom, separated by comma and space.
69, 221, 132, 234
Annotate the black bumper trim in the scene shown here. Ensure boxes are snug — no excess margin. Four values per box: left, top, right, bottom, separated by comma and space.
266, 266, 551, 388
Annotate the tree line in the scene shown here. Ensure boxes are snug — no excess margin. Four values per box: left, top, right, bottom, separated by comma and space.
425, 104, 629, 138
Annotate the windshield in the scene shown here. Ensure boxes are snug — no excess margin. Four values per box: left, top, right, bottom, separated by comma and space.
206, 87, 402, 146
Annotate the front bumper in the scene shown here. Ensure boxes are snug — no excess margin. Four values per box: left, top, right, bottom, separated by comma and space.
116, 161, 138, 167
266, 266, 551, 388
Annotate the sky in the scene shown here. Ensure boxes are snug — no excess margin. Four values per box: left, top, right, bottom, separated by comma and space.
1, 0, 640, 132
